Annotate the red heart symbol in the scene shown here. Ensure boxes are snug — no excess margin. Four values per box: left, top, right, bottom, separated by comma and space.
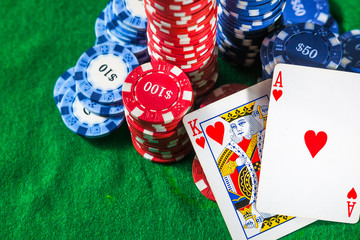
195, 136, 205, 149
348, 188, 357, 200
272, 89, 283, 101
206, 121, 225, 145
304, 130, 327, 158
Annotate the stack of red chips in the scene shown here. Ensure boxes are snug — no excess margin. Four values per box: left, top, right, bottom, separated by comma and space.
145, 0, 219, 99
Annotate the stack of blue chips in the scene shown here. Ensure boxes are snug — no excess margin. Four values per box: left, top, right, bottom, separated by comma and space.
260, 22, 342, 80
217, 0, 286, 67
53, 43, 139, 138
95, 0, 150, 64
282, 0, 340, 37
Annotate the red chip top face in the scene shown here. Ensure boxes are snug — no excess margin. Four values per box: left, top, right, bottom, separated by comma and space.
123, 61, 193, 124
135, 72, 179, 111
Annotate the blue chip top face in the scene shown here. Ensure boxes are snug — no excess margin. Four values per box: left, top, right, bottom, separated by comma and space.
54, 67, 75, 108
74, 43, 139, 105
113, 0, 147, 31
282, 0, 330, 26
59, 87, 124, 138
273, 22, 342, 69
340, 30, 360, 73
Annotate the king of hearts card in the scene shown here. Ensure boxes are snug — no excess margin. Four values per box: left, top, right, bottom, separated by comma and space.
183, 79, 315, 240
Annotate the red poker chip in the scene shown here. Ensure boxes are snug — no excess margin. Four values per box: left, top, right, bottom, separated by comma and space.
147, 24, 216, 50
132, 134, 192, 155
147, 31, 216, 58
151, 39, 216, 60
148, 41, 216, 68
145, 0, 218, 100
192, 69, 218, 97
122, 61, 193, 125
192, 156, 215, 201
127, 124, 188, 145
125, 104, 193, 132
145, 1, 216, 26
150, 29, 216, 55
131, 136, 191, 164
181, 46, 218, 74
145, 0, 215, 26
200, 83, 249, 108
132, 132, 190, 150
190, 63, 218, 84
145, 0, 212, 16
125, 109, 181, 133
148, 19, 216, 41
187, 52, 217, 77
131, 132, 189, 150
126, 115, 187, 140
146, 8, 216, 34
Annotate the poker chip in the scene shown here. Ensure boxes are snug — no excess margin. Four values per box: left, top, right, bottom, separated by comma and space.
94, 0, 150, 64
112, 0, 147, 30
192, 156, 215, 201
324, 16, 340, 37
145, 0, 219, 98
282, 0, 330, 26
74, 43, 139, 105
59, 84, 124, 138
123, 61, 194, 163
130, 136, 191, 164
282, 0, 341, 37
260, 29, 281, 79
200, 83, 248, 108
123, 61, 193, 125
339, 29, 360, 73
77, 92, 124, 118
217, 0, 285, 67
261, 22, 342, 78
54, 67, 75, 109
273, 22, 342, 69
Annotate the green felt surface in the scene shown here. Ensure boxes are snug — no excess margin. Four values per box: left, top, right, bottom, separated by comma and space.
1, 0, 360, 239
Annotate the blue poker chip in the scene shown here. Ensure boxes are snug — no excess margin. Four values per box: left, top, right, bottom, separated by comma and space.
220, 0, 283, 19
77, 91, 125, 117
273, 22, 342, 69
94, 7, 148, 57
59, 86, 124, 138
324, 16, 339, 36
54, 67, 74, 109
106, 2, 146, 37
216, 0, 285, 67
218, 1, 285, 31
339, 30, 360, 73
74, 43, 139, 105
112, 0, 147, 31
261, 29, 282, 78
283, 0, 330, 26
55, 70, 76, 111
106, 20, 147, 45
220, 0, 277, 10
260, 36, 271, 69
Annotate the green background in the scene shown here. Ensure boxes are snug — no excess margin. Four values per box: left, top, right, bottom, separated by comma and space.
1, 0, 359, 239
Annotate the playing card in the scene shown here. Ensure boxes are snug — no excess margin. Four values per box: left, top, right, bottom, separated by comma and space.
256, 64, 360, 224
183, 79, 315, 240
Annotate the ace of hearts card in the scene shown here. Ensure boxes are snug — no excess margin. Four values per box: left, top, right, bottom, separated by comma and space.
256, 64, 360, 224
183, 79, 315, 240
